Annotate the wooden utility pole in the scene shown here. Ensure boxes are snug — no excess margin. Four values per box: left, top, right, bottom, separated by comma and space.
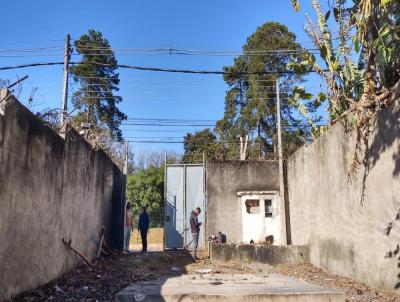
60, 34, 71, 127
276, 77, 287, 244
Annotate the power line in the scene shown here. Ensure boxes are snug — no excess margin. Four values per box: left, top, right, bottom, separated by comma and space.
68, 91, 299, 96
65, 45, 319, 55
122, 129, 202, 133
0, 61, 325, 75
120, 125, 326, 133
0, 45, 316, 54
123, 117, 325, 123
29, 75, 299, 82
66, 96, 296, 100
0, 62, 64, 70
0, 46, 64, 53
121, 123, 216, 127
64, 84, 319, 88
124, 138, 311, 144
75, 62, 298, 75
120, 122, 325, 127
0, 51, 314, 58
125, 117, 217, 122
57, 76, 303, 83
0, 54, 64, 58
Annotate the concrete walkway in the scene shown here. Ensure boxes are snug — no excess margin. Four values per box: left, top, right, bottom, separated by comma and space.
115, 272, 345, 302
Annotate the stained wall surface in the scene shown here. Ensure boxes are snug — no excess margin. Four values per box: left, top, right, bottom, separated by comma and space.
0, 92, 125, 300
287, 104, 400, 291
206, 161, 279, 244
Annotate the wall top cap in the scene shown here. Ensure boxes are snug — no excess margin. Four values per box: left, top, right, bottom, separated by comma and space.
236, 191, 278, 196
0, 89, 12, 116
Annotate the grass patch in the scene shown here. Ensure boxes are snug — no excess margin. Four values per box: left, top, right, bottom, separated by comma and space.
130, 227, 163, 245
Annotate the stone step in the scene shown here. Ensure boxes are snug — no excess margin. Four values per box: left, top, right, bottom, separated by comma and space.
115, 273, 344, 302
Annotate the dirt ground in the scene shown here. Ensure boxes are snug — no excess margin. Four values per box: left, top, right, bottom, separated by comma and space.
11, 251, 400, 302
188, 260, 400, 302
129, 227, 163, 251
11, 251, 193, 302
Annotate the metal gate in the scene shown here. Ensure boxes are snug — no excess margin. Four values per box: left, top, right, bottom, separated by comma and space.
164, 164, 205, 250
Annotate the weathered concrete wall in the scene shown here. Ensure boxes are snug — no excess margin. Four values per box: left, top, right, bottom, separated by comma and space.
211, 244, 309, 265
206, 161, 279, 244
0, 93, 125, 300
287, 104, 400, 292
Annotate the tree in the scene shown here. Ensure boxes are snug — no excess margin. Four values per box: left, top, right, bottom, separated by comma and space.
215, 21, 320, 159
70, 29, 126, 140
183, 128, 223, 162
289, 0, 400, 174
36, 108, 60, 131
126, 166, 163, 209
0, 79, 9, 88
126, 166, 164, 226
134, 149, 182, 171
289, 0, 400, 112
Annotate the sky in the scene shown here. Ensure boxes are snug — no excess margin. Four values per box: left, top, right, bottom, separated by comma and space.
0, 0, 326, 157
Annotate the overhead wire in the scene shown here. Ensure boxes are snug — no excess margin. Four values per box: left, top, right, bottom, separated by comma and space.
0, 46, 64, 53
0, 61, 323, 75
0, 43, 327, 149
123, 138, 313, 144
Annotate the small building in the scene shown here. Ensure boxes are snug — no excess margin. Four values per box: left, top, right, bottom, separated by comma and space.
206, 161, 285, 245
164, 160, 286, 250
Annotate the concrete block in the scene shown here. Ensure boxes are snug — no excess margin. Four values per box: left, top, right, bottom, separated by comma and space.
237, 244, 256, 263
115, 273, 345, 302
211, 243, 238, 262
256, 245, 309, 265
211, 244, 309, 265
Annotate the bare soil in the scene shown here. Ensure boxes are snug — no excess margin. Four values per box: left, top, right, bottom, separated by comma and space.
11, 251, 400, 302
189, 260, 400, 302
11, 251, 192, 302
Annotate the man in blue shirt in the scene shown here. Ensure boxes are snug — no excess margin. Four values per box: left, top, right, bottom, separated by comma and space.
138, 206, 150, 252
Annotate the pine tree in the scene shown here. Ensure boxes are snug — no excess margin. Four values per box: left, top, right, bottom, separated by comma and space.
216, 22, 320, 158
70, 29, 126, 140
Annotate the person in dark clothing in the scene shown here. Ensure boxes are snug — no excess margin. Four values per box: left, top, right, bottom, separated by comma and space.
189, 207, 202, 260
138, 206, 150, 252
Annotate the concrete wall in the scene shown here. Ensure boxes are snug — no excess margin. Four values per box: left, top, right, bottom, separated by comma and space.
211, 244, 309, 265
0, 93, 125, 300
206, 161, 279, 244
287, 104, 400, 292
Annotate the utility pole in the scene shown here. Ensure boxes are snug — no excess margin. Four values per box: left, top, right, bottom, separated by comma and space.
123, 142, 129, 175
276, 77, 287, 245
239, 135, 248, 160
60, 34, 71, 127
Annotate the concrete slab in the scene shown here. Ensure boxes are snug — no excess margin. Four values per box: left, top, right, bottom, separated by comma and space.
115, 273, 345, 302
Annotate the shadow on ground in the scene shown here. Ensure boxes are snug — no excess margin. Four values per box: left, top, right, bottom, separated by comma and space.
10, 250, 193, 302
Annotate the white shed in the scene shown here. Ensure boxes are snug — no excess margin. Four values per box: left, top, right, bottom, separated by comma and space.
237, 191, 283, 245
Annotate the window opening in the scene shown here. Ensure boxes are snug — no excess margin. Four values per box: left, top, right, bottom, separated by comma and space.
265, 199, 273, 217
245, 199, 260, 214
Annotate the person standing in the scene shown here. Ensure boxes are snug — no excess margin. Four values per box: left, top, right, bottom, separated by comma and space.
189, 207, 202, 261
138, 206, 150, 252
124, 202, 134, 253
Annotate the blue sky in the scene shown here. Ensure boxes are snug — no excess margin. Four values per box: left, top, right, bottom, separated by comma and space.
0, 0, 326, 155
